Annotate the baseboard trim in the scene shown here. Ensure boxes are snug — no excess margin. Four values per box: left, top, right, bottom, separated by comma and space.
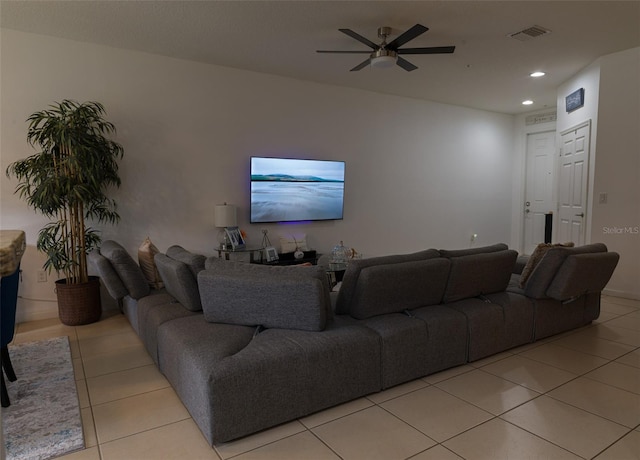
16, 298, 58, 324
602, 288, 640, 301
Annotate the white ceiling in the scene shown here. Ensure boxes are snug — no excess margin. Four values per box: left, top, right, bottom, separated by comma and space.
2, 1, 639, 114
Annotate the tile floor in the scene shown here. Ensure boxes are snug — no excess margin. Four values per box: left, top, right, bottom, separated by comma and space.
9, 295, 640, 460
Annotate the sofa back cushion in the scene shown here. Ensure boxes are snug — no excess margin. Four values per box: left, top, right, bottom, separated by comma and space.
166, 245, 206, 277
204, 257, 334, 319
88, 251, 129, 301
99, 240, 150, 300
154, 253, 202, 311
546, 252, 619, 301
335, 249, 440, 315
198, 264, 329, 331
523, 243, 608, 299
348, 258, 451, 319
443, 250, 518, 303
439, 243, 509, 258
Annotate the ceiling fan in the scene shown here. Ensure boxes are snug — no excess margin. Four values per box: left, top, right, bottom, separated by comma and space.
316, 24, 455, 72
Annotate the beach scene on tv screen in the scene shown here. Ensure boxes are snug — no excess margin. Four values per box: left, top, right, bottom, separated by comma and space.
251, 158, 345, 223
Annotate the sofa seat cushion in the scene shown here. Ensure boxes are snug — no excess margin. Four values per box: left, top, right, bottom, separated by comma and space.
348, 258, 451, 319
443, 250, 518, 303
410, 304, 469, 373
156, 314, 381, 443
357, 313, 431, 389
137, 292, 199, 364
445, 292, 534, 361
532, 293, 600, 340
198, 265, 330, 331
154, 253, 202, 312
335, 249, 440, 315
358, 305, 467, 388
99, 240, 150, 299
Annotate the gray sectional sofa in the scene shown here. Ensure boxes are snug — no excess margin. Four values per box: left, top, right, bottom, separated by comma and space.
89, 241, 619, 445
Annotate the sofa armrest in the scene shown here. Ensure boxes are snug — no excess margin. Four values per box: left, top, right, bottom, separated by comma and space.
546, 252, 620, 301
198, 270, 328, 331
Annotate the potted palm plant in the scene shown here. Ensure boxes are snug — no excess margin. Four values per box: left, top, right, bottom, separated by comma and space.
6, 100, 124, 325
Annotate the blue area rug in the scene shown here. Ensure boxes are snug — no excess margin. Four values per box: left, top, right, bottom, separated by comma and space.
2, 336, 84, 460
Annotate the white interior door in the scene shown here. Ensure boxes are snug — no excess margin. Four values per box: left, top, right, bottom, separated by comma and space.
557, 122, 590, 245
523, 131, 555, 255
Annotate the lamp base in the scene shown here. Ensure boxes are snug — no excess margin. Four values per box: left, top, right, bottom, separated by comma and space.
218, 229, 231, 250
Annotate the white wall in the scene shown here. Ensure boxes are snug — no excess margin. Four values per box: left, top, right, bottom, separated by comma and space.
556, 60, 601, 245
555, 47, 640, 299
1, 29, 516, 320
592, 48, 640, 299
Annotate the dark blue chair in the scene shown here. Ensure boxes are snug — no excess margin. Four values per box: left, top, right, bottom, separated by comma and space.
1, 265, 20, 407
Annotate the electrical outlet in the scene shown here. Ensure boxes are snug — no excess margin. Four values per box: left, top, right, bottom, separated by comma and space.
37, 270, 47, 283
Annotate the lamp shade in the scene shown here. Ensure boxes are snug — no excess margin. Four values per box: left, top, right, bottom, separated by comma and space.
214, 203, 237, 227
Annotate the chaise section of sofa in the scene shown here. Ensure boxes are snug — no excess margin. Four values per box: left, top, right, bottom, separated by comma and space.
157, 314, 381, 443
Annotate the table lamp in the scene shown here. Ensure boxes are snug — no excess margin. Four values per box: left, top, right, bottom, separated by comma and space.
214, 203, 237, 250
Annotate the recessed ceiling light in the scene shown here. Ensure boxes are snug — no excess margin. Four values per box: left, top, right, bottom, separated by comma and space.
522, 100, 534, 105
530, 71, 546, 77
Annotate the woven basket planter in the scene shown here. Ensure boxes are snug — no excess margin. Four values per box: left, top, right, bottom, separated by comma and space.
55, 276, 102, 326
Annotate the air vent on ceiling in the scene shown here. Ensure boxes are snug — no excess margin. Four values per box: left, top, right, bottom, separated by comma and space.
508, 25, 551, 42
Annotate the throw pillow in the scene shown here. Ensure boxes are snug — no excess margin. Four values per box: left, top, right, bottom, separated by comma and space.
138, 237, 164, 289
519, 242, 574, 288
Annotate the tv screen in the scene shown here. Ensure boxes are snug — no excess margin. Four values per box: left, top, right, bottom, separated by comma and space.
250, 157, 345, 223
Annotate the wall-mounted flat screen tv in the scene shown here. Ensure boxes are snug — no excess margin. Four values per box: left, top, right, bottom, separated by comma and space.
250, 157, 345, 223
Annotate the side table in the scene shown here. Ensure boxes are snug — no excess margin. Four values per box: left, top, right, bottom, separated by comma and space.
216, 246, 263, 263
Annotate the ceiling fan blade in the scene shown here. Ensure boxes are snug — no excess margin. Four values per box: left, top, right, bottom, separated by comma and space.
316, 50, 373, 54
398, 46, 456, 55
350, 58, 371, 71
339, 28, 379, 49
396, 56, 418, 72
386, 24, 428, 50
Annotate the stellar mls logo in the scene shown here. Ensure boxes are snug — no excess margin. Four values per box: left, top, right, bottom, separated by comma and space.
603, 226, 640, 235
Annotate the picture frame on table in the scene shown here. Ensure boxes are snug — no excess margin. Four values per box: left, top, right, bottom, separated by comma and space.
225, 226, 245, 249
263, 246, 279, 263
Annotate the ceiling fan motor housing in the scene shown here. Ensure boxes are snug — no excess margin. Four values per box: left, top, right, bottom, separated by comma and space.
378, 26, 392, 40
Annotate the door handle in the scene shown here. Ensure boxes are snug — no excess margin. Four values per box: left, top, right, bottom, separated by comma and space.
575, 213, 584, 217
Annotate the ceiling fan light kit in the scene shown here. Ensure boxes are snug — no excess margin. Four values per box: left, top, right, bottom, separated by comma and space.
317, 23, 455, 72
371, 49, 397, 68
